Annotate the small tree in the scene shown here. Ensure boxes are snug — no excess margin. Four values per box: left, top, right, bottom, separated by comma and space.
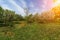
24, 8, 29, 16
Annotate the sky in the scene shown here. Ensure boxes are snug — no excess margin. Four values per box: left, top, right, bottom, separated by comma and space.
0, 0, 54, 15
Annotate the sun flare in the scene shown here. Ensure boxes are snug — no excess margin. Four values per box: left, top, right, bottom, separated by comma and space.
53, 0, 57, 2
53, 0, 60, 6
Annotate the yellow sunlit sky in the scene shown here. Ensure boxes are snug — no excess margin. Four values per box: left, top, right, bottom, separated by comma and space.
53, 0, 60, 6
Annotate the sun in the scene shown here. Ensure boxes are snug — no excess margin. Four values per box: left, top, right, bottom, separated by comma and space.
53, 0, 60, 6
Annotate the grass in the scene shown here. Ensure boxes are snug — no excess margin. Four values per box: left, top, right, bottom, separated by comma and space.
0, 23, 60, 40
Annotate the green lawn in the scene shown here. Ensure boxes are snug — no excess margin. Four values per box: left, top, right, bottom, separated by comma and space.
0, 23, 60, 40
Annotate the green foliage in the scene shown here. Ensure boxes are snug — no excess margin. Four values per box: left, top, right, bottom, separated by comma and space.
24, 14, 33, 23
0, 7, 24, 27
0, 23, 60, 40
0, 6, 60, 40
0, 6, 60, 27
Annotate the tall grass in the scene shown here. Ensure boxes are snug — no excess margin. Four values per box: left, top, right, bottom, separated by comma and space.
0, 23, 60, 40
